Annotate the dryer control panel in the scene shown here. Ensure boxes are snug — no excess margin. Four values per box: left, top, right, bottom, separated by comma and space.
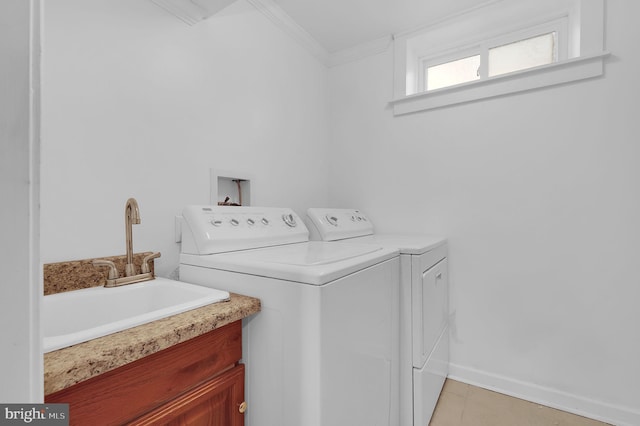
306, 208, 374, 241
181, 205, 309, 254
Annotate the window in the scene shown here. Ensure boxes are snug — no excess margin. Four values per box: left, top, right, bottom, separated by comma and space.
392, 0, 607, 115
488, 32, 557, 77
425, 54, 481, 91
419, 20, 566, 92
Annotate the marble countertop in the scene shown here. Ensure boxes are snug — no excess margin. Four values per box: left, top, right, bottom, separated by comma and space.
44, 293, 260, 395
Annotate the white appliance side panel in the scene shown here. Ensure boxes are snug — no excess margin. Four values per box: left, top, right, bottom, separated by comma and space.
399, 254, 415, 426
180, 258, 399, 426
413, 327, 449, 426
179, 265, 321, 426
321, 257, 400, 426
412, 257, 448, 368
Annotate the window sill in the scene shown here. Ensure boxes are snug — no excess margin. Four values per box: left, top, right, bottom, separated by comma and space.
390, 51, 610, 115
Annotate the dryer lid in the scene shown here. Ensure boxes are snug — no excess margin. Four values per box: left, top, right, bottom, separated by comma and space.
353, 234, 447, 255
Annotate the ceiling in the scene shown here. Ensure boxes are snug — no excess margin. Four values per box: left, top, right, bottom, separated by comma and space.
270, 0, 494, 53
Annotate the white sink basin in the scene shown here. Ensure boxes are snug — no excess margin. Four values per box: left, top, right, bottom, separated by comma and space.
42, 277, 230, 353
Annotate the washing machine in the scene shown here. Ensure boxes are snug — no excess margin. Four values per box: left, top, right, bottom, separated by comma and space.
179, 206, 400, 426
306, 208, 449, 426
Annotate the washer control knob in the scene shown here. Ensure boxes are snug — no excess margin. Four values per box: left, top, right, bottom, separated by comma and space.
261, 217, 270, 225
282, 213, 297, 227
210, 219, 222, 227
326, 215, 339, 226
230, 218, 240, 226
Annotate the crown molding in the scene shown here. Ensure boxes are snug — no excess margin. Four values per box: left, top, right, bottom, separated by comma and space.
393, 0, 505, 39
246, 0, 329, 66
328, 35, 393, 67
150, 0, 240, 25
150, 0, 204, 25
247, 0, 392, 68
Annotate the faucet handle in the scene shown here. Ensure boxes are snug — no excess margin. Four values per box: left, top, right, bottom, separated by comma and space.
141, 252, 161, 274
92, 260, 119, 280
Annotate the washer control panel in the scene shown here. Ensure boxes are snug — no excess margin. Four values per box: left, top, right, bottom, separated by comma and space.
181, 205, 308, 254
306, 208, 374, 241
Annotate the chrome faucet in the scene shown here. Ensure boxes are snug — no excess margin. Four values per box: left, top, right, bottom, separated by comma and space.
125, 198, 141, 276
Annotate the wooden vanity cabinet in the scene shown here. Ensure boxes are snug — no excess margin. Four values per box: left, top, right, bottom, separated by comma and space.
45, 320, 245, 426
131, 363, 244, 426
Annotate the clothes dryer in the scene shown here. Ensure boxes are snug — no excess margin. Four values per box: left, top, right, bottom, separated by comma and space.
179, 206, 400, 426
307, 208, 448, 426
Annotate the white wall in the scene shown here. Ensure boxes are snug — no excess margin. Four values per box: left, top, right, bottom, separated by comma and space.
40, 0, 329, 276
0, 0, 42, 402
328, 1, 639, 424
35, 1, 640, 421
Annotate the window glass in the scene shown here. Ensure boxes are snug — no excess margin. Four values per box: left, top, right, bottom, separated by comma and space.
426, 55, 481, 91
488, 32, 556, 77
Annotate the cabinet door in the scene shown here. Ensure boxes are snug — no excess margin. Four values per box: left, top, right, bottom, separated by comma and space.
131, 364, 245, 426
46, 321, 242, 426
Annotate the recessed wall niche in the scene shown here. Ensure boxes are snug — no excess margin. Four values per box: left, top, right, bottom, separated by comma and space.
210, 169, 252, 207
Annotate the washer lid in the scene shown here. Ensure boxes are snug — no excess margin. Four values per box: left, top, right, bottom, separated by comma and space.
180, 241, 399, 285
235, 241, 381, 265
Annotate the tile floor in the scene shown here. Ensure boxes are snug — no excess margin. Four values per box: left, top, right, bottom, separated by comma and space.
429, 379, 611, 426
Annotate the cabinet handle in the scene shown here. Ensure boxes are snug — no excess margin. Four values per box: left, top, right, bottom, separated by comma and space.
238, 401, 247, 414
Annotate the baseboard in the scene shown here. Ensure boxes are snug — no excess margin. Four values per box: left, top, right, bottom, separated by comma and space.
448, 363, 640, 426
